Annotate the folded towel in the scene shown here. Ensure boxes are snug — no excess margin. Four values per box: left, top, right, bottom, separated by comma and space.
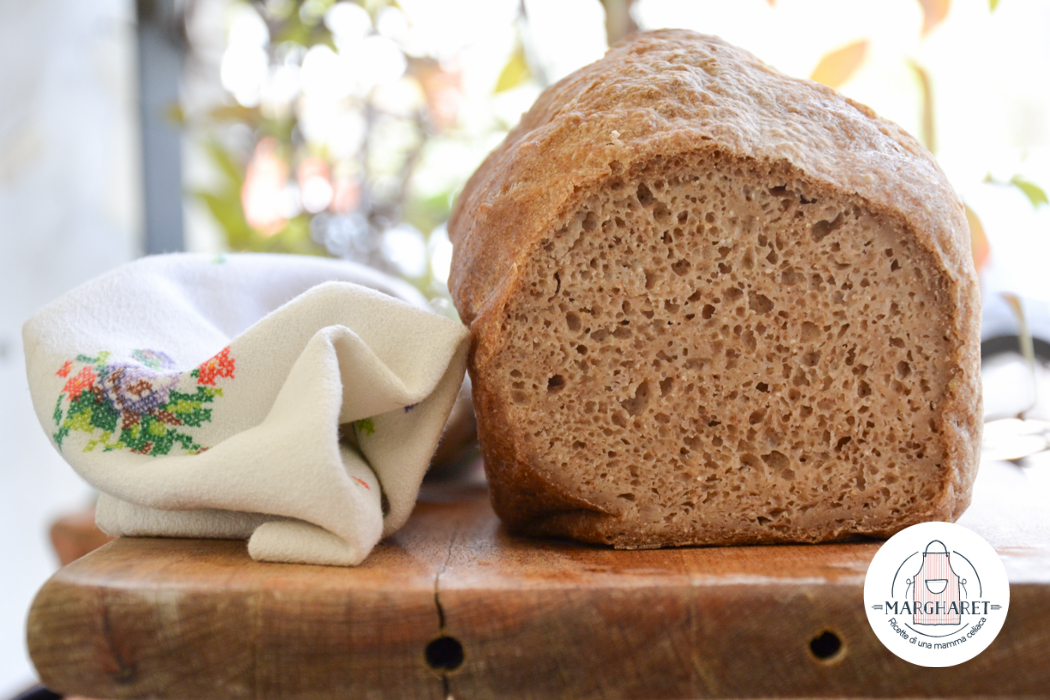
23, 253, 470, 566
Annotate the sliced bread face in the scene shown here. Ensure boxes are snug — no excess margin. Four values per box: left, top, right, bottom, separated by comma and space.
476, 151, 955, 547
451, 30, 980, 548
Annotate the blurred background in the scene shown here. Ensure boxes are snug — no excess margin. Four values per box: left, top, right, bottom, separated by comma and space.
1, 0, 1049, 694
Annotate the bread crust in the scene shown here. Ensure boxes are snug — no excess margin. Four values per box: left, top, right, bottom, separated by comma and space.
449, 30, 981, 544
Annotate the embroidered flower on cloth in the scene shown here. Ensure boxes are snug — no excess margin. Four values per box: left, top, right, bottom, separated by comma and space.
52, 347, 236, 456
194, 346, 235, 386
131, 348, 175, 370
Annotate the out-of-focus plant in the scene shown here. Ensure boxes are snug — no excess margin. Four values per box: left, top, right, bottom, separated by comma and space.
809, 39, 869, 89
794, 0, 1045, 276
185, 0, 1045, 297
185, 0, 525, 299
984, 173, 1049, 210
184, 0, 617, 301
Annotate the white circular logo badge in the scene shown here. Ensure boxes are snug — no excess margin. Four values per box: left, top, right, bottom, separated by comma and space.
864, 522, 1009, 667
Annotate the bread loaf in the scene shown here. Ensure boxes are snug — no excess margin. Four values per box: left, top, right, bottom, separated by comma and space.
448, 30, 981, 547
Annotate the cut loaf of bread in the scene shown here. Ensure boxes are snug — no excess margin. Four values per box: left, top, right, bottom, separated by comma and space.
448, 30, 981, 547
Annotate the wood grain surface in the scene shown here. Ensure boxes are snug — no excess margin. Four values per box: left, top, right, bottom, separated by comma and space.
27, 461, 1050, 699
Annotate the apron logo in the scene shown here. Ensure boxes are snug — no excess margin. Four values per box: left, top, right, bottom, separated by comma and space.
864, 522, 1009, 667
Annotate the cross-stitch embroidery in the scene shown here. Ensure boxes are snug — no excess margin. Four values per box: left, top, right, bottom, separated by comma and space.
52, 347, 236, 456
194, 346, 235, 386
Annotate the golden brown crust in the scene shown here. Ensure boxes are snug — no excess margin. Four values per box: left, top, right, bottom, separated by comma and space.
450, 30, 981, 544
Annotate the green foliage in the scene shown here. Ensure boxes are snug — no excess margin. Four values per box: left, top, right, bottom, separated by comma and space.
191, 139, 325, 255
495, 44, 532, 93
402, 190, 454, 240
908, 61, 936, 154
253, 0, 337, 45
207, 104, 261, 125
165, 103, 186, 127
184, 0, 508, 275
985, 173, 1049, 209
1009, 175, 1049, 209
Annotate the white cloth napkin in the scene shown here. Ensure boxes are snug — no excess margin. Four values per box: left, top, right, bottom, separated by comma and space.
23, 253, 470, 566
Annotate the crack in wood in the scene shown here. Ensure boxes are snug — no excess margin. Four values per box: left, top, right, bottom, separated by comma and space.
433, 525, 459, 700
100, 590, 136, 684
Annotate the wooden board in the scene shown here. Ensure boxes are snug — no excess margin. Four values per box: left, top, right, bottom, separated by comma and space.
27, 460, 1050, 699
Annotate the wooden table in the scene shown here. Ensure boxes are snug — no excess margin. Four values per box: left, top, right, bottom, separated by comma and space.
26, 461, 1050, 699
